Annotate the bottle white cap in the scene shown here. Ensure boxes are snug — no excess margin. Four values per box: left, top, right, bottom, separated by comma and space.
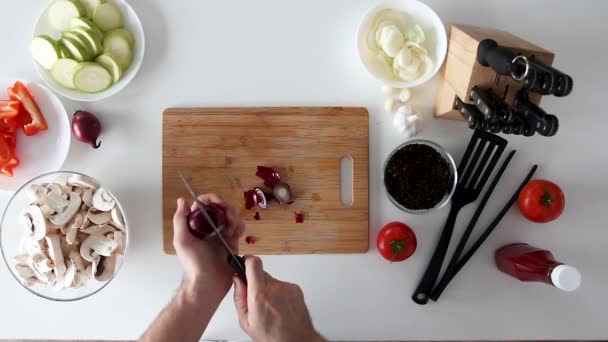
551, 265, 582, 292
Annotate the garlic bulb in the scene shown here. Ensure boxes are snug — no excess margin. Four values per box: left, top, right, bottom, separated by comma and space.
393, 105, 419, 138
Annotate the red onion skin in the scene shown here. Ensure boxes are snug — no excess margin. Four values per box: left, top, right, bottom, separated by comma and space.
72, 111, 102, 149
188, 203, 227, 239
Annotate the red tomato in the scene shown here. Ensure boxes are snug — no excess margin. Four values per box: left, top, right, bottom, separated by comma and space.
518, 179, 565, 223
377, 222, 417, 262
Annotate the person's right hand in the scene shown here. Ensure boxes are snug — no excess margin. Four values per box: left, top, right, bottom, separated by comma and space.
233, 256, 325, 342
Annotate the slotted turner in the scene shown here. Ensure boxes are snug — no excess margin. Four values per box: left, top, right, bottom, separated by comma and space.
412, 129, 507, 305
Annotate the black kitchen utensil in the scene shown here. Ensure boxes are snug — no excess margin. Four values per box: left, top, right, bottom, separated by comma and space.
411, 130, 507, 305
513, 90, 559, 136
429, 164, 538, 301
477, 39, 518, 76
429, 150, 516, 302
469, 87, 500, 123
478, 39, 573, 97
455, 97, 483, 129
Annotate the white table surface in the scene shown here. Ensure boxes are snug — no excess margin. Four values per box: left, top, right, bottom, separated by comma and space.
1, 0, 607, 340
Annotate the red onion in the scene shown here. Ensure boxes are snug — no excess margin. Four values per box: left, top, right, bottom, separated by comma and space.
72, 110, 102, 149
256, 166, 281, 187
245, 236, 256, 244
187, 203, 227, 239
273, 182, 294, 204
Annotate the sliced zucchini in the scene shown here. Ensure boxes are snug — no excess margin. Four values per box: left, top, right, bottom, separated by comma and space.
92, 3, 123, 31
59, 37, 89, 62
51, 58, 79, 89
48, 0, 86, 32
78, 0, 106, 18
73, 62, 112, 93
71, 27, 103, 56
95, 53, 123, 84
59, 44, 73, 58
31, 35, 60, 70
71, 17, 104, 39
62, 32, 95, 60
105, 28, 134, 48
103, 33, 132, 69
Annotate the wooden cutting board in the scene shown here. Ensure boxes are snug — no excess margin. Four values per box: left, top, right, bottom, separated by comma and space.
162, 107, 369, 255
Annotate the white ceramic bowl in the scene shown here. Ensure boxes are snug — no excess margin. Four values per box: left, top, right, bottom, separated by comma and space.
0, 171, 129, 301
357, 0, 447, 88
0, 79, 70, 191
32, 0, 145, 101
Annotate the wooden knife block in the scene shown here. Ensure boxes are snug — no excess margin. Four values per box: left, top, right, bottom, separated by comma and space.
435, 24, 555, 121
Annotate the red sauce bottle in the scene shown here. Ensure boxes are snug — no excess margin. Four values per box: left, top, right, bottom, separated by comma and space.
495, 243, 581, 291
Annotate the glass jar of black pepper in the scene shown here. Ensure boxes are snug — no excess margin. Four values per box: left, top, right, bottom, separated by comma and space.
383, 140, 457, 214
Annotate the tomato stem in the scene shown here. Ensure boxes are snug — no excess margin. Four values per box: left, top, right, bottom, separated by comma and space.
388, 238, 409, 263
541, 186, 553, 208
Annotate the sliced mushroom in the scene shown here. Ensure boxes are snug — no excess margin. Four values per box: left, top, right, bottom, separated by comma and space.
81, 224, 111, 234
93, 255, 116, 282
49, 192, 81, 226
112, 231, 125, 255
68, 249, 87, 273
67, 174, 99, 189
80, 226, 117, 262
82, 189, 94, 207
27, 253, 51, 283
45, 235, 67, 285
11, 255, 36, 284
43, 184, 69, 214
87, 208, 111, 225
24, 184, 47, 205
19, 205, 47, 240
110, 207, 125, 231
63, 261, 77, 287
19, 235, 43, 255
91, 188, 115, 212
66, 212, 85, 245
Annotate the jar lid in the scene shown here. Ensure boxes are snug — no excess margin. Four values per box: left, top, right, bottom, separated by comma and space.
551, 265, 582, 292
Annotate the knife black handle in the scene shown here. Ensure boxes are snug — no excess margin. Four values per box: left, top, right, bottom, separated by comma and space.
454, 97, 482, 129
513, 91, 559, 137
477, 39, 516, 75
227, 255, 248, 286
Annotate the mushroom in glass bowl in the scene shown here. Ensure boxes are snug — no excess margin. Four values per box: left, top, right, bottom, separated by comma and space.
0, 171, 128, 301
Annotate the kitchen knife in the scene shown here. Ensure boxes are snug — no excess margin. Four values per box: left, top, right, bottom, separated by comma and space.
177, 170, 248, 285
469, 87, 499, 123
454, 97, 482, 129
513, 90, 559, 137
477, 39, 521, 76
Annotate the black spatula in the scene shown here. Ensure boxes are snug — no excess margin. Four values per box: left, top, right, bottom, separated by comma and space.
411, 129, 507, 305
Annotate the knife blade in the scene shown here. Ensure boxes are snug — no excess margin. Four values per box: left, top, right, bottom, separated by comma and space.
177, 169, 248, 285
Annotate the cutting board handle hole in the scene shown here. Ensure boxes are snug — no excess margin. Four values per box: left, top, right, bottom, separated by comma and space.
340, 155, 353, 207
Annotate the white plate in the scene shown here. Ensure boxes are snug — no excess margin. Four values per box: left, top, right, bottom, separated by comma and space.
0, 80, 70, 191
32, 0, 145, 101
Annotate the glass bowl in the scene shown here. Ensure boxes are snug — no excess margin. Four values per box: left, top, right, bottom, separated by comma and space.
383, 139, 457, 214
0, 171, 129, 301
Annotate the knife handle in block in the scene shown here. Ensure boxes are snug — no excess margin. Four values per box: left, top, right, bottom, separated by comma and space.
477, 39, 516, 76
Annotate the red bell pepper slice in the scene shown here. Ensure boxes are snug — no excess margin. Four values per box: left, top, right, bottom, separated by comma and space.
8, 82, 48, 136
0, 132, 16, 149
0, 156, 19, 177
0, 135, 13, 165
0, 101, 20, 120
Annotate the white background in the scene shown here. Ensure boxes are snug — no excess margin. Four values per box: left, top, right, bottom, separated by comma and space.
1, 0, 607, 340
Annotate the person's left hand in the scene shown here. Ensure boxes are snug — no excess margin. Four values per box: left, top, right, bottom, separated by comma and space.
173, 194, 245, 300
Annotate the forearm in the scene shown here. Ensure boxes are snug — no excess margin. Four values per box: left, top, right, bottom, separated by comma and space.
139, 279, 225, 342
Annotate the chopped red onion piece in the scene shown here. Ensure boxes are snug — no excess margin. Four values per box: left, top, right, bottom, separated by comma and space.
254, 212, 261, 220
294, 212, 304, 223
256, 166, 281, 187
245, 236, 256, 244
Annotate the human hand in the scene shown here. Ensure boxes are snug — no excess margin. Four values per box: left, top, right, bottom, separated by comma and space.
233, 256, 325, 342
173, 194, 245, 300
